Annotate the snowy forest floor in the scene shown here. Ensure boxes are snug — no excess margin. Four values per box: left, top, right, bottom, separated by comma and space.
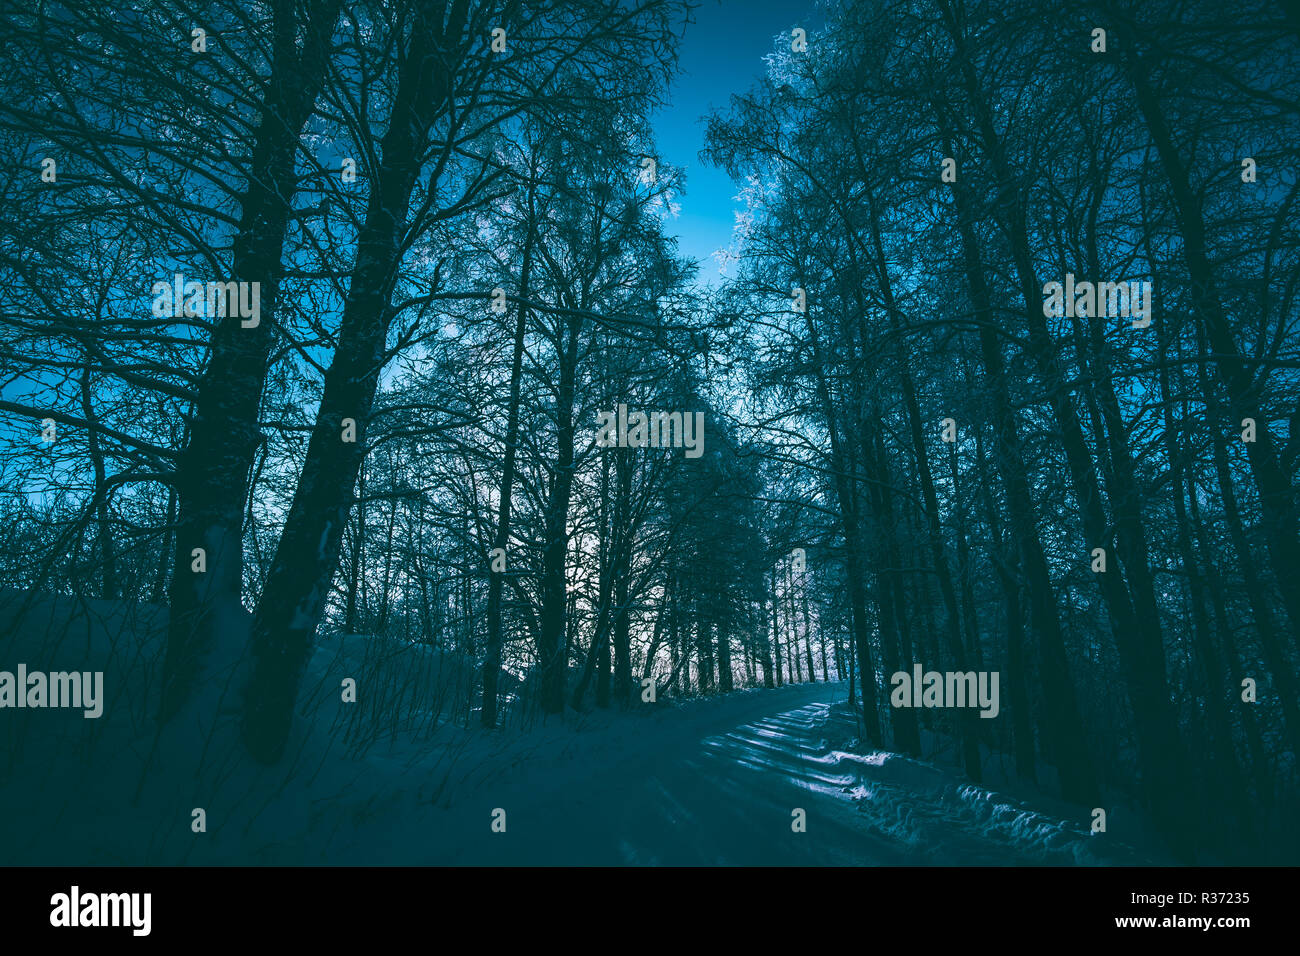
1, 591, 1161, 865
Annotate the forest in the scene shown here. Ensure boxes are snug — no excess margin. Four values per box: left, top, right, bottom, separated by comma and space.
1, 0, 1298, 866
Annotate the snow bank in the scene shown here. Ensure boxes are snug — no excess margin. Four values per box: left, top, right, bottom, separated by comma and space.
0, 590, 504, 863
816, 702, 1156, 865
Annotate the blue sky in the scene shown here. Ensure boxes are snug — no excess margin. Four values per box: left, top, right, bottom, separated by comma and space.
654, 0, 823, 286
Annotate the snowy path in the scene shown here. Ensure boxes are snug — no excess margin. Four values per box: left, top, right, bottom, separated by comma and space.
424, 681, 1111, 866
434, 682, 894, 865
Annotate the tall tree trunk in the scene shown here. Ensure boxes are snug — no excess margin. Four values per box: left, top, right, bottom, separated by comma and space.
483, 184, 536, 726
151, 483, 177, 605
375, 493, 400, 634
717, 621, 733, 692
612, 447, 634, 701
537, 313, 582, 714
942, 17, 1192, 850
241, 3, 469, 762
80, 362, 118, 598
759, 594, 776, 688
343, 460, 366, 633
937, 108, 1098, 805
869, 202, 980, 778
572, 449, 615, 709
770, 565, 784, 688
1156, 305, 1252, 836
161, 0, 343, 722
847, 625, 857, 708
697, 617, 714, 693
1124, 39, 1300, 645
797, 570, 816, 681
973, 421, 1038, 782
867, 426, 921, 757
799, 304, 882, 743
1199, 348, 1300, 759
786, 559, 802, 682
1188, 492, 1277, 808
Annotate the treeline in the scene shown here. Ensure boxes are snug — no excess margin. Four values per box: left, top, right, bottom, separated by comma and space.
704, 0, 1300, 860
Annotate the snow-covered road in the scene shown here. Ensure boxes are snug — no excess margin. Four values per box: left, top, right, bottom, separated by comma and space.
427, 681, 1124, 865
435, 682, 896, 865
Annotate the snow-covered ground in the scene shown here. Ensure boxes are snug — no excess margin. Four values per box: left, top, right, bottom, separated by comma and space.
0, 591, 1157, 864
